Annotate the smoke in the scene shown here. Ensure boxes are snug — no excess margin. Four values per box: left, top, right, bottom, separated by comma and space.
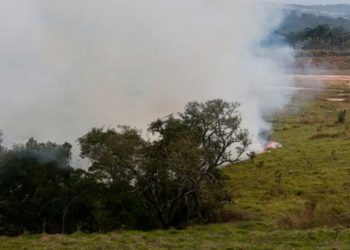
0, 0, 295, 165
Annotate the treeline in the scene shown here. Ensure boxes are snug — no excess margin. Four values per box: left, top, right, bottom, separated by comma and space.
282, 24, 350, 50
0, 99, 250, 236
279, 12, 350, 34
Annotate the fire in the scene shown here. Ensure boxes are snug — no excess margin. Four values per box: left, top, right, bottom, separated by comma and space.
264, 141, 282, 151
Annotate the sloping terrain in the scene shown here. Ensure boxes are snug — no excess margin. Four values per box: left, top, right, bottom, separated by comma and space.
2, 76, 350, 249
226, 86, 350, 231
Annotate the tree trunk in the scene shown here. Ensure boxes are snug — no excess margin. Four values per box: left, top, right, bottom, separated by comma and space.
193, 192, 202, 220
143, 192, 168, 229
42, 217, 47, 234
62, 207, 67, 234
155, 205, 168, 229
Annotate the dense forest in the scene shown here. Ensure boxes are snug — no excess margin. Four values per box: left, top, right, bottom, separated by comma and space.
0, 99, 250, 236
282, 24, 350, 50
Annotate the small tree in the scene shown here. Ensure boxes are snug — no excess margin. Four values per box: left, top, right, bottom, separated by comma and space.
337, 110, 346, 124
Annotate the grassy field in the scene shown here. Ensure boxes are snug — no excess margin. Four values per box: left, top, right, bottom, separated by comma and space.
226, 86, 350, 230
1, 225, 350, 249
2, 85, 350, 249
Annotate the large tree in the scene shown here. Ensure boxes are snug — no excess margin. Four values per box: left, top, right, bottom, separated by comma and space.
140, 99, 251, 228
80, 99, 251, 229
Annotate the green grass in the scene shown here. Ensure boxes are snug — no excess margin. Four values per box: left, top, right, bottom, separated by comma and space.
226, 89, 350, 231
1, 225, 350, 249
2, 88, 350, 249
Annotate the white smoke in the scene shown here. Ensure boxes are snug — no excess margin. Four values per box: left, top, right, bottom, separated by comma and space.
0, 0, 295, 164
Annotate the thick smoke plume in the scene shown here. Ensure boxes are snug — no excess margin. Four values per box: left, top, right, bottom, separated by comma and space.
0, 0, 295, 164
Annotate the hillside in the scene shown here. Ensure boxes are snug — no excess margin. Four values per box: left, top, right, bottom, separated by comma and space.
2, 77, 350, 248
279, 4, 350, 33
227, 84, 350, 229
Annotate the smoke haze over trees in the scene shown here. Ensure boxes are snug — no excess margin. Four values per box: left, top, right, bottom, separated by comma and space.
0, 99, 250, 235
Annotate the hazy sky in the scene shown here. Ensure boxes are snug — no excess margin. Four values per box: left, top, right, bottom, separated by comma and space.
273, 0, 350, 4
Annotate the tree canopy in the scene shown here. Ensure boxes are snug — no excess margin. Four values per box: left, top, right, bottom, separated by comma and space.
0, 99, 250, 235
282, 24, 350, 50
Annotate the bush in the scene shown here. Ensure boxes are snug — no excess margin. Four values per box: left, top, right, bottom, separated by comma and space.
337, 110, 347, 124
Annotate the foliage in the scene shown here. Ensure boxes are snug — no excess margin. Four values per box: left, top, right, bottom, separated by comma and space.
0, 99, 249, 235
280, 11, 350, 34
0, 139, 75, 235
282, 24, 350, 50
79, 99, 250, 229
337, 109, 346, 124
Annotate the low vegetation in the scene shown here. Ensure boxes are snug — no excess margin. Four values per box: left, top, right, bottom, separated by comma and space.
1, 225, 350, 249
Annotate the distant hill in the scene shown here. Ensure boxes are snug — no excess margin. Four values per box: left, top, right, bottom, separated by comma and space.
286, 4, 350, 19
279, 4, 350, 33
